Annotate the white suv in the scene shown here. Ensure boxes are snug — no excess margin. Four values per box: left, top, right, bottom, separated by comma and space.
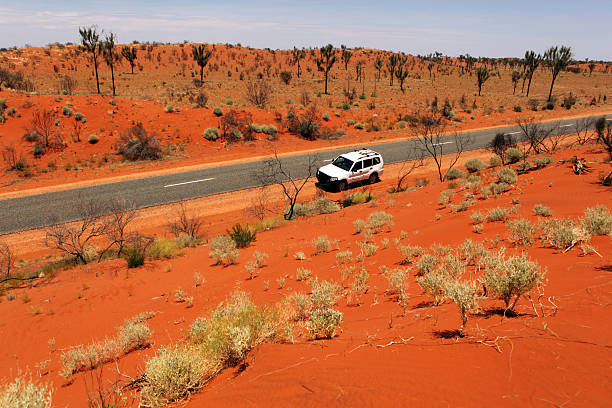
316, 149, 384, 191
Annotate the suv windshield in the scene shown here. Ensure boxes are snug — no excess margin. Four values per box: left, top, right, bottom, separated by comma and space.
332, 156, 354, 171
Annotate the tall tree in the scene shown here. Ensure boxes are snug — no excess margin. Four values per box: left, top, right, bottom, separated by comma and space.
101, 33, 119, 96
395, 54, 409, 92
121, 46, 137, 74
544, 45, 572, 102
524, 50, 542, 97
191, 44, 212, 83
292, 47, 306, 78
511, 70, 521, 95
316, 44, 336, 94
476, 66, 490, 96
374, 56, 383, 81
341, 45, 352, 70
386, 54, 399, 86
79, 26, 102, 94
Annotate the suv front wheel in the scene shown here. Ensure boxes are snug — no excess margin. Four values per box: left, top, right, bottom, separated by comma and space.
337, 180, 348, 192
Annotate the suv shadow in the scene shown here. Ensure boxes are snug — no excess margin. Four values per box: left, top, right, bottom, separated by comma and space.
315, 177, 379, 193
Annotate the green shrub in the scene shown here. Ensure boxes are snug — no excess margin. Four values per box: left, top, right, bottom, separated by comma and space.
513, 105, 522, 112
538, 218, 578, 249
484, 253, 546, 312
312, 235, 331, 254
497, 167, 517, 184
346, 119, 356, 126
507, 218, 536, 246
322, 112, 330, 121
140, 346, 211, 407
489, 155, 502, 166
286, 203, 310, 219
505, 148, 523, 163
307, 308, 343, 339
342, 190, 373, 207
250, 124, 263, 133
227, 224, 256, 248
296, 267, 312, 281
533, 204, 552, 217
367, 211, 394, 232
464, 158, 487, 173
443, 280, 478, 335
209, 235, 240, 265
356, 241, 378, 257
0, 375, 52, 408
62, 106, 72, 116
580, 205, 612, 236
417, 272, 446, 305
533, 156, 554, 168
148, 238, 183, 259
490, 182, 510, 195
311, 197, 340, 214
354, 122, 364, 130
397, 120, 407, 129
213, 107, 223, 116
88, 134, 99, 144
445, 167, 465, 180
126, 248, 145, 268
516, 161, 531, 172
32, 143, 45, 157
203, 128, 219, 141
74, 112, 86, 122
164, 105, 174, 113
261, 125, 278, 137
416, 254, 438, 276
487, 207, 510, 222
450, 200, 473, 213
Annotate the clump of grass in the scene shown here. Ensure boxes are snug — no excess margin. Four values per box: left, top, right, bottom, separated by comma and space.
438, 189, 455, 206
397, 244, 424, 264
0, 374, 52, 408
148, 238, 184, 259
486, 207, 510, 222
306, 308, 343, 339
296, 267, 312, 281
497, 167, 517, 184
450, 199, 473, 213
367, 211, 394, 232
310, 197, 340, 214
294, 251, 306, 260
209, 235, 240, 265
356, 241, 378, 257
445, 168, 465, 180
531, 204, 551, 217
342, 190, 373, 207
335, 250, 353, 264
533, 156, 554, 168
471, 211, 485, 224
506, 218, 536, 246
580, 205, 612, 236
353, 219, 367, 233
464, 158, 487, 173
312, 235, 331, 254
227, 224, 256, 248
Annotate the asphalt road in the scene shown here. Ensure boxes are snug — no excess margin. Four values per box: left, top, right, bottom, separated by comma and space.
0, 114, 609, 235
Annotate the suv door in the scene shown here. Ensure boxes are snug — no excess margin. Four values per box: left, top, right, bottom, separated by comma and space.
349, 160, 364, 182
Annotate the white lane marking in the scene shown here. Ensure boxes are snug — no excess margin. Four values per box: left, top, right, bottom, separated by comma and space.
433, 141, 453, 146
607, 118, 612, 121
324, 159, 333, 162
506, 131, 521, 135
164, 178, 215, 188
560, 124, 573, 127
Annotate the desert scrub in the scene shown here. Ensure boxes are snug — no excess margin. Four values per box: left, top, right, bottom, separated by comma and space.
335, 250, 353, 264
227, 223, 256, 248
148, 238, 183, 259
444, 280, 479, 335
309, 278, 342, 310
307, 308, 343, 339
416, 254, 438, 276
580, 205, 612, 236
538, 218, 587, 249
213, 107, 223, 116
289, 292, 312, 321
507, 218, 536, 246
505, 148, 523, 163
367, 211, 394, 232
203, 127, 219, 141
459, 239, 487, 266
470, 211, 485, 224
209, 235, 240, 265
438, 189, 455, 206
296, 267, 312, 281
484, 253, 546, 313
312, 235, 331, 254
417, 272, 447, 305
532, 156, 554, 168
0, 374, 52, 408
530, 204, 551, 217
353, 219, 367, 234
188, 291, 279, 367
294, 251, 306, 260
445, 167, 465, 180
486, 207, 510, 222
342, 190, 373, 207
438, 253, 466, 279
450, 199, 473, 213
497, 167, 517, 184
356, 241, 378, 257
464, 158, 487, 173
398, 244, 424, 264
140, 345, 213, 408
489, 155, 502, 166
88, 134, 99, 144
311, 197, 340, 214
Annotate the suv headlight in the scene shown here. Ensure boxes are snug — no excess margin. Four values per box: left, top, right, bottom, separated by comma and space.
329, 177, 338, 181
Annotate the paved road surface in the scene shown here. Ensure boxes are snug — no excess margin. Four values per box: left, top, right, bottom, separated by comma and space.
1, 114, 609, 234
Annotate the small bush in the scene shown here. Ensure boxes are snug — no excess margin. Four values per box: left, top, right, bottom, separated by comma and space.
490, 182, 510, 195
88, 134, 99, 144
322, 112, 330, 121
148, 238, 183, 259
286, 203, 310, 219
209, 235, 240, 265
62, 105, 72, 116
0, 375, 52, 408
398, 245, 424, 264
444, 280, 478, 335
539, 218, 582, 249
580, 205, 612, 236
213, 107, 223, 116
203, 128, 219, 141
450, 200, 473, 213
464, 158, 487, 173
310, 278, 342, 310
445, 167, 465, 180
279, 71, 292, 85
397, 120, 407, 129
227, 224, 256, 248
516, 161, 531, 172
513, 105, 522, 112
296, 267, 312, 281
356, 241, 378, 257
505, 148, 523, 163
488, 155, 502, 167
307, 308, 343, 339
119, 122, 162, 161
487, 207, 510, 222
336, 250, 353, 264
438, 189, 455, 206
416, 254, 438, 276
533, 156, 554, 168
311, 197, 340, 214
342, 190, 373, 207
471, 211, 485, 224
126, 248, 145, 268
354, 122, 364, 129
533, 204, 552, 217
497, 167, 517, 184
367, 211, 394, 232
74, 112, 86, 122
312, 235, 331, 254
417, 272, 446, 305
353, 219, 367, 234
507, 218, 536, 246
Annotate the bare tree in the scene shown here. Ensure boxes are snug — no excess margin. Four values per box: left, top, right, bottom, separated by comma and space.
99, 198, 138, 258
45, 196, 109, 264
516, 118, 558, 154
29, 108, 56, 148
246, 80, 273, 108
411, 114, 473, 182
169, 202, 203, 239
244, 186, 271, 221
595, 116, 612, 159
0, 242, 14, 279
575, 117, 595, 145
392, 144, 425, 192
257, 151, 318, 220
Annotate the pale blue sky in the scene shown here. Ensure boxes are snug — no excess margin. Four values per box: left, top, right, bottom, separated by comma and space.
1, 1, 610, 59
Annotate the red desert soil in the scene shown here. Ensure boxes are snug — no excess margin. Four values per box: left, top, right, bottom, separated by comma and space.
0, 142, 610, 407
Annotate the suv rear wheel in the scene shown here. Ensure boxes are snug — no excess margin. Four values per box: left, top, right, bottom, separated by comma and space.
369, 172, 379, 184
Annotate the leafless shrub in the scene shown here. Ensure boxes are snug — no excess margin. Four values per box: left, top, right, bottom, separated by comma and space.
575, 117, 594, 145
169, 203, 203, 239
118, 122, 162, 161
392, 144, 425, 192
219, 109, 253, 142
246, 80, 273, 108
300, 90, 311, 106
100, 198, 137, 258
516, 118, 556, 154
1, 143, 27, 170
244, 187, 271, 221
29, 108, 64, 150
58, 75, 77, 95
0, 242, 14, 279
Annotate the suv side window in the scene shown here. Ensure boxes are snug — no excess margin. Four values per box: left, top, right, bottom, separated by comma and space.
373, 156, 381, 165
363, 158, 373, 168
352, 161, 363, 172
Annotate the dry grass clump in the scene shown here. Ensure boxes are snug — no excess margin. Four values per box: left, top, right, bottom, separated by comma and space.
450, 199, 474, 213
245, 251, 268, 279
312, 235, 331, 254
148, 237, 184, 259
484, 252, 546, 313
60, 317, 152, 379
295, 267, 312, 281
507, 218, 536, 246
335, 250, 353, 264
497, 167, 517, 184
398, 245, 424, 264
438, 189, 455, 206
342, 190, 373, 207
464, 158, 488, 173
417, 272, 447, 306
580, 205, 612, 236
309, 278, 342, 310
289, 292, 312, 320
356, 241, 378, 257
0, 374, 52, 408
209, 235, 240, 265
437, 253, 466, 279
533, 204, 553, 217
353, 219, 367, 234
470, 211, 485, 224
486, 207, 510, 222
444, 280, 479, 336
310, 197, 341, 214
416, 254, 438, 276
306, 308, 343, 339
538, 218, 590, 250
367, 211, 394, 232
